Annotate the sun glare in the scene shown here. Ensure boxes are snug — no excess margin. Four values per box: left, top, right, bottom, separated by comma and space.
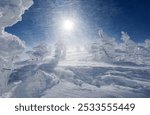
63, 19, 74, 31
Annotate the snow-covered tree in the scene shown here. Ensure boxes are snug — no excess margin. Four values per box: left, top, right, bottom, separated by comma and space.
119, 31, 144, 64
144, 39, 150, 49
26, 43, 49, 61
54, 40, 66, 60
139, 39, 150, 65
89, 30, 150, 65
90, 29, 117, 62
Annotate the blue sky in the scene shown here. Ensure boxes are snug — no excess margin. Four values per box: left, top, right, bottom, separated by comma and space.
6, 0, 150, 46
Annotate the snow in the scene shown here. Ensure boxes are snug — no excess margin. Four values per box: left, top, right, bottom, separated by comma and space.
0, 0, 150, 98
0, 0, 33, 31
1, 34, 150, 98
3, 49, 149, 98
42, 80, 146, 98
0, 0, 33, 96
0, 32, 25, 57
12, 70, 59, 98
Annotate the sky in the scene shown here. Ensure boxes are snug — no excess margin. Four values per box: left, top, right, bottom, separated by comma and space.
5, 0, 150, 46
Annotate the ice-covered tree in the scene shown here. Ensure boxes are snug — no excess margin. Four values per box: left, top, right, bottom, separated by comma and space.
144, 39, 150, 49
119, 31, 144, 64
89, 30, 150, 65
26, 43, 49, 61
90, 29, 117, 62
54, 40, 66, 60
139, 39, 150, 65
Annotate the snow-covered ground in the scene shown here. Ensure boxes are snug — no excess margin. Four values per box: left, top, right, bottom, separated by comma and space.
1, 50, 150, 98
0, 0, 150, 99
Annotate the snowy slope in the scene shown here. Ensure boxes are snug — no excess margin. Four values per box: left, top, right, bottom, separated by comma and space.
1, 0, 149, 98
3, 50, 150, 98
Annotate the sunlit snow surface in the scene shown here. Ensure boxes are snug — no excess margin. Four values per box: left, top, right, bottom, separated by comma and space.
3, 50, 150, 98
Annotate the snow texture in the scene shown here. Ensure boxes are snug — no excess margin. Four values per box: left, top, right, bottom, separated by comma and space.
0, 0, 33, 95
5, 50, 150, 98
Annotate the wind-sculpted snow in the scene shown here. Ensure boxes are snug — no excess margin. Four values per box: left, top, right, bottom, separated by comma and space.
12, 70, 59, 98
2, 42, 150, 98
0, 32, 25, 57
0, 0, 33, 55
41, 66, 150, 98
7, 57, 59, 97
8, 64, 37, 84
5, 59, 150, 98
26, 44, 49, 61
0, 0, 33, 96
8, 58, 58, 84
0, 0, 33, 31
7, 61, 83, 97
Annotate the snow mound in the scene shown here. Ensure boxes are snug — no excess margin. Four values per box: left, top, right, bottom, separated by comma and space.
99, 74, 142, 88
54, 67, 84, 86
0, 32, 25, 57
12, 70, 59, 98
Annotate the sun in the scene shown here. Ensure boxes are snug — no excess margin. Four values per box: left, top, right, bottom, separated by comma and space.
62, 19, 74, 31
